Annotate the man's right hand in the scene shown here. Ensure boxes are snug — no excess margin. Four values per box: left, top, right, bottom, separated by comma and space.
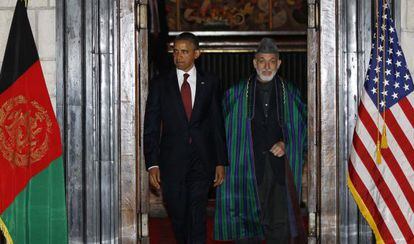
149, 167, 161, 189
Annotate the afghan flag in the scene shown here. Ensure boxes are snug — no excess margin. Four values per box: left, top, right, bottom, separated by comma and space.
0, 1, 67, 243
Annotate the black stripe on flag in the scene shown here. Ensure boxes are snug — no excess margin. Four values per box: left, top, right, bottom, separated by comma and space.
0, 0, 39, 94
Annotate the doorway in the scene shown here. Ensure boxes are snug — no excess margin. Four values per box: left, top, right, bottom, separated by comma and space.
145, 3, 310, 243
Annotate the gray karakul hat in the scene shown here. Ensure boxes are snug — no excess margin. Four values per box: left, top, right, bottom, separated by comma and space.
256, 38, 279, 54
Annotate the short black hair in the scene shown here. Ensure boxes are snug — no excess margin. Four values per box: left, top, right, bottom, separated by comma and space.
174, 32, 199, 50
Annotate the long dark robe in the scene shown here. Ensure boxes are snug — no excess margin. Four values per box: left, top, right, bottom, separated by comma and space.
214, 75, 307, 241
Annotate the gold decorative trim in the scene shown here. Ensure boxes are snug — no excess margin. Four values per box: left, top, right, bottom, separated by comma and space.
0, 217, 13, 244
347, 176, 385, 244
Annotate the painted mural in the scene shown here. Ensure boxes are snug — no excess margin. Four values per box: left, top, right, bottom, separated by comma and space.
166, 0, 307, 31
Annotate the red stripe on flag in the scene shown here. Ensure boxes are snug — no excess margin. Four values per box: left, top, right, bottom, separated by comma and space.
399, 97, 414, 128
353, 134, 414, 241
383, 109, 414, 162
359, 104, 414, 211
348, 161, 395, 242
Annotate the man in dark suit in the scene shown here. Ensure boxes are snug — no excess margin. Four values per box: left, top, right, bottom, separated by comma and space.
144, 32, 227, 244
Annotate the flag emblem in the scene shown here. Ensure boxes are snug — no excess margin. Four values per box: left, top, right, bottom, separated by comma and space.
0, 95, 52, 167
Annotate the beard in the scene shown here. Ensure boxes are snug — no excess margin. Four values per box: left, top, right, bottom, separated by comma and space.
256, 69, 277, 82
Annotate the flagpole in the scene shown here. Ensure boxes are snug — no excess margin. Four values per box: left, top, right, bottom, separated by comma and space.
381, 1, 389, 149
375, 0, 382, 163
20, 0, 28, 7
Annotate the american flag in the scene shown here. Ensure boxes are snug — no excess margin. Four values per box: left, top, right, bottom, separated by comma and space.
348, 0, 414, 243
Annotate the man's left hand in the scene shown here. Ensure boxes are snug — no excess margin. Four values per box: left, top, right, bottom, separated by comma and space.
214, 166, 225, 187
270, 141, 285, 157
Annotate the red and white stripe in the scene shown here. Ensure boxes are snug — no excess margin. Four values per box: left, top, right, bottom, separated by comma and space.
349, 91, 414, 243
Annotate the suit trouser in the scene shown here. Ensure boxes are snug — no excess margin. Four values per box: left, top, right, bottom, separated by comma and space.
162, 148, 212, 244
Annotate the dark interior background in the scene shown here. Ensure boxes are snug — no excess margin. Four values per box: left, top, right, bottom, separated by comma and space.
156, 51, 307, 100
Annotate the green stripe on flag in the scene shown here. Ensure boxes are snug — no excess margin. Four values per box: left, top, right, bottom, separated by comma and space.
1, 157, 67, 244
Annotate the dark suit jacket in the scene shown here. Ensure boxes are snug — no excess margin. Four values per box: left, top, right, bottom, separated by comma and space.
144, 68, 228, 182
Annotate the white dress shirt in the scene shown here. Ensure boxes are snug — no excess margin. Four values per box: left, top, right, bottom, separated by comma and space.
176, 65, 197, 107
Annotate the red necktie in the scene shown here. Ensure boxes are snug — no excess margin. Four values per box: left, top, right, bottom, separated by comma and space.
181, 73, 192, 120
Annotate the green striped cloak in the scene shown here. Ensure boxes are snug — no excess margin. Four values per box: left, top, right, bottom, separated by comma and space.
214, 75, 307, 240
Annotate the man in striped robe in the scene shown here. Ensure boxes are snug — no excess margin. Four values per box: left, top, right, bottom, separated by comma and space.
214, 38, 307, 243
